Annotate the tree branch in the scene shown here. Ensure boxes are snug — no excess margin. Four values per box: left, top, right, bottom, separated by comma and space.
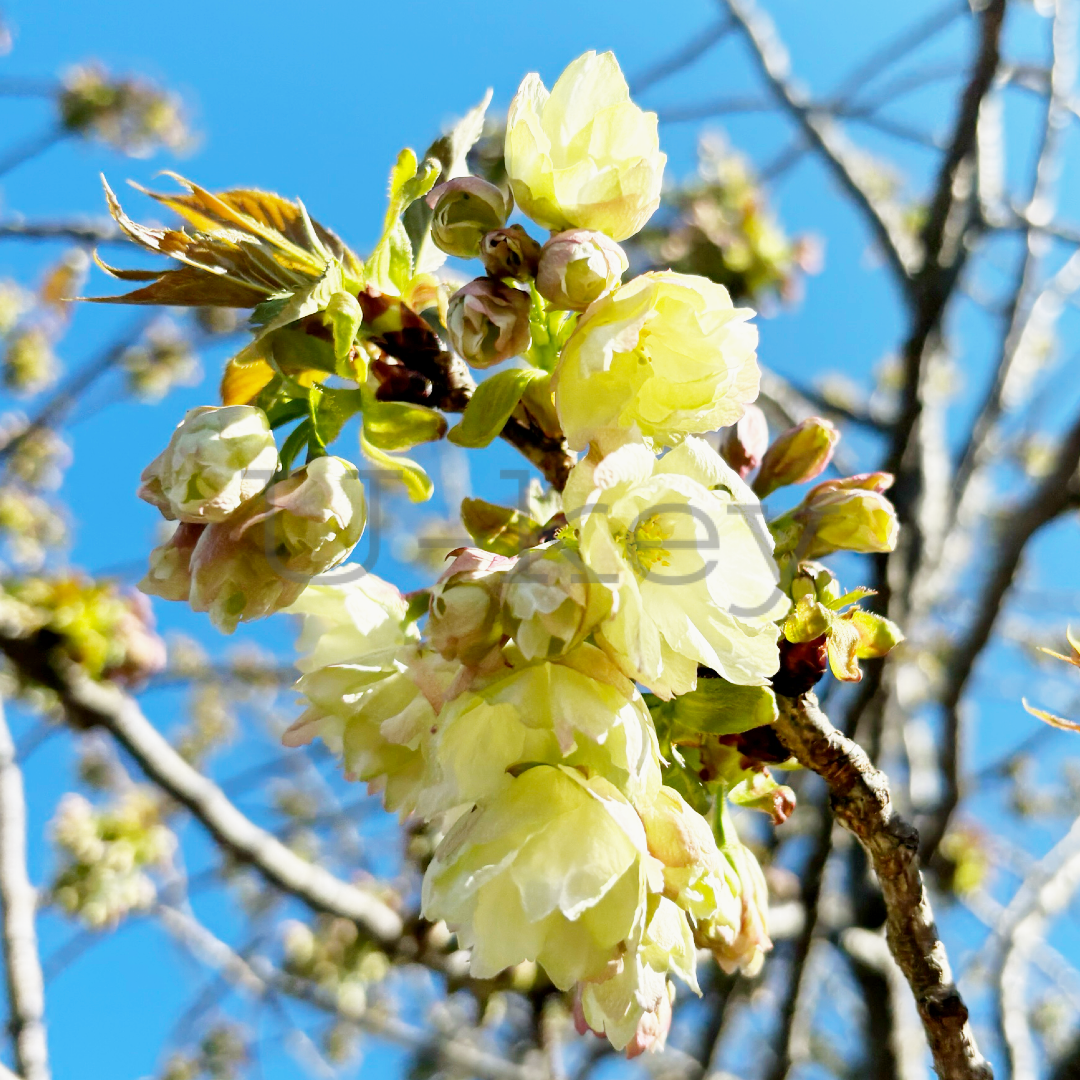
0, 701, 49, 1080
0, 220, 125, 246
773, 692, 992, 1080
0, 631, 405, 945
154, 903, 542, 1080
923, 404, 1080, 859
721, 0, 921, 286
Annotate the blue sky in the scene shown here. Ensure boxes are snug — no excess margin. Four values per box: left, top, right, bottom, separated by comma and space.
2, 1, 1079, 1077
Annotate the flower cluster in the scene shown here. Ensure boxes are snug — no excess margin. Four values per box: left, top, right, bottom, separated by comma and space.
50, 788, 175, 928
137, 406, 366, 633
59, 63, 190, 156
96, 47, 904, 1057
0, 573, 165, 685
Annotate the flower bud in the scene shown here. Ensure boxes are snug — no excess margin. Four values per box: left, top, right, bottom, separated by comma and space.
536, 229, 628, 311
505, 51, 665, 241
794, 473, 898, 558
696, 839, 771, 976
753, 416, 839, 498
185, 457, 366, 633
428, 547, 515, 667
445, 278, 531, 368
641, 787, 740, 923
138, 405, 278, 523
427, 177, 511, 259
502, 543, 613, 661
715, 404, 768, 480
479, 225, 542, 281
139, 522, 205, 602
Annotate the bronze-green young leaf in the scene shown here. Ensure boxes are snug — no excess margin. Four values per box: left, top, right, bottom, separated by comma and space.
448, 367, 546, 448
87, 174, 362, 308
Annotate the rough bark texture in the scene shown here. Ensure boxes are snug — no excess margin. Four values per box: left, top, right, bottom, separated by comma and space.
773, 692, 992, 1080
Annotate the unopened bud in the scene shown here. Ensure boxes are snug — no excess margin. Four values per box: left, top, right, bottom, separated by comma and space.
138, 405, 278, 523
428, 547, 515, 666
753, 416, 839, 497
716, 404, 768, 479
427, 177, 511, 259
446, 278, 531, 368
535, 229, 628, 311
139, 522, 205, 602
479, 225, 542, 280
184, 457, 366, 633
794, 473, 899, 558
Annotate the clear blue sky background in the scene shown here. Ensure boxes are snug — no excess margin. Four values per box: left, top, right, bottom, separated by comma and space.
1, 1, 1078, 1077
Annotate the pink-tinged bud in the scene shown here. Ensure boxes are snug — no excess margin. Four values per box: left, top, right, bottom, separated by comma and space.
717, 404, 768, 479
479, 225, 542, 281
535, 229, 628, 311
183, 457, 366, 633
753, 416, 839, 497
426, 176, 511, 259
794, 473, 898, 558
625, 987, 673, 1059
138, 522, 205, 602
696, 841, 771, 977
428, 547, 515, 666
446, 278, 531, 368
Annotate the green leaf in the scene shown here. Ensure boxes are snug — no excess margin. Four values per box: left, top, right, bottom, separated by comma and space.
267, 327, 337, 376
265, 397, 309, 429
666, 677, 778, 736
362, 398, 447, 451
278, 420, 311, 475
460, 497, 542, 557
359, 429, 433, 503
448, 367, 546, 449
234, 262, 345, 364
311, 386, 364, 449
365, 149, 440, 294
321, 292, 364, 369
405, 90, 494, 275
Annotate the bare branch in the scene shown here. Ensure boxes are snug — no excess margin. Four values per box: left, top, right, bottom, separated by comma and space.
155, 903, 543, 1080
0, 701, 49, 1080
0, 632, 405, 945
773, 692, 991, 1080
630, 17, 735, 95
721, 0, 920, 284
0, 220, 126, 246
924, 405, 1080, 858
830, 0, 970, 102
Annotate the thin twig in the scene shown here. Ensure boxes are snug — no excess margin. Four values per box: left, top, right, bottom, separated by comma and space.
155, 903, 543, 1080
0, 700, 49, 1080
0, 130, 66, 181
630, 17, 735, 95
773, 692, 991, 1080
0, 631, 405, 944
926, 404, 1080, 860
0, 220, 125, 245
721, 0, 921, 284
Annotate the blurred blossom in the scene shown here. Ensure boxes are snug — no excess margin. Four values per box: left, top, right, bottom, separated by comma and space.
0, 417, 72, 490
0, 281, 32, 336
3, 327, 59, 396
51, 788, 175, 928
0, 485, 66, 568
59, 63, 191, 156
122, 320, 201, 401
